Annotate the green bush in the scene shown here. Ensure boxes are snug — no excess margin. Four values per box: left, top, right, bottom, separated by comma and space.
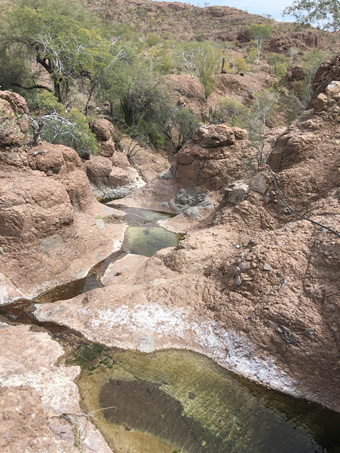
164, 107, 201, 153
235, 57, 248, 73
36, 109, 98, 156
214, 97, 249, 126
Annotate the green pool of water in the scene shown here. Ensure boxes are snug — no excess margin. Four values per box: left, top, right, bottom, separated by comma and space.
123, 226, 179, 257
120, 207, 180, 257
35, 208, 178, 301
77, 348, 340, 453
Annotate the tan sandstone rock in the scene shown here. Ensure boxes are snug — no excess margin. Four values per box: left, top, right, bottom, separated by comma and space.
0, 323, 111, 453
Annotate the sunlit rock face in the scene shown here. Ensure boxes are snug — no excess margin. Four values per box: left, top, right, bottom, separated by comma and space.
0, 91, 126, 304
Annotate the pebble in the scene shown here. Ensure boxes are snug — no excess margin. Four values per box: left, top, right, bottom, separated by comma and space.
235, 275, 242, 286
263, 263, 272, 271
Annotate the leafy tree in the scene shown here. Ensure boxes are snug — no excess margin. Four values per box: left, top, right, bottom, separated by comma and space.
0, 0, 123, 106
181, 42, 222, 100
0, 47, 52, 95
248, 24, 273, 69
283, 0, 340, 31
101, 60, 199, 153
108, 66, 172, 147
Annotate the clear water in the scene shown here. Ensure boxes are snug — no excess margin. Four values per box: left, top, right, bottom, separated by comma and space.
5, 207, 339, 452
35, 208, 179, 301
118, 207, 180, 257
123, 226, 179, 257
77, 348, 340, 453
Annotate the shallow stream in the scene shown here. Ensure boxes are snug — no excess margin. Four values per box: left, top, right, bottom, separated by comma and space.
2, 207, 340, 452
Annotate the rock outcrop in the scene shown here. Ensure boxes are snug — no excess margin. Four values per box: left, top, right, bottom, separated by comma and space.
176, 124, 251, 190
90, 117, 115, 157
86, 118, 147, 199
0, 323, 111, 453
310, 54, 340, 105
85, 152, 145, 200
0, 91, 126, 304
34, 80, 340, 413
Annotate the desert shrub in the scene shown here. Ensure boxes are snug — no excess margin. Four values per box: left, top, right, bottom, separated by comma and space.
33, 109, 98, 156
235, 58, 248, 73
181, 41, 222, 99
164, 107, 201, 153
214, 97, 249, 126
277, 49, 329, 122
267, 53, 288, 77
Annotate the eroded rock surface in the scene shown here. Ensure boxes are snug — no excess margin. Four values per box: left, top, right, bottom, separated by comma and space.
176, 124, 252, 190
86, 152, 145, 200
0, 92, 126, 304
34, 82, 340, 414
0, 323, 111, 453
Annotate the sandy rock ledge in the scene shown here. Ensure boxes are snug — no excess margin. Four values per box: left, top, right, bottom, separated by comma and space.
0, 323, 111, 453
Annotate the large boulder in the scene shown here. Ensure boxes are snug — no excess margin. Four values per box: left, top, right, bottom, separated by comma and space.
0, 173, 74, 247
28, 143, 94, 211
90, 118, 114, 141
267, 83, 340, 214
176, 124, 252, 190
89, 118, 115, 157
85, 153, 145, 200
